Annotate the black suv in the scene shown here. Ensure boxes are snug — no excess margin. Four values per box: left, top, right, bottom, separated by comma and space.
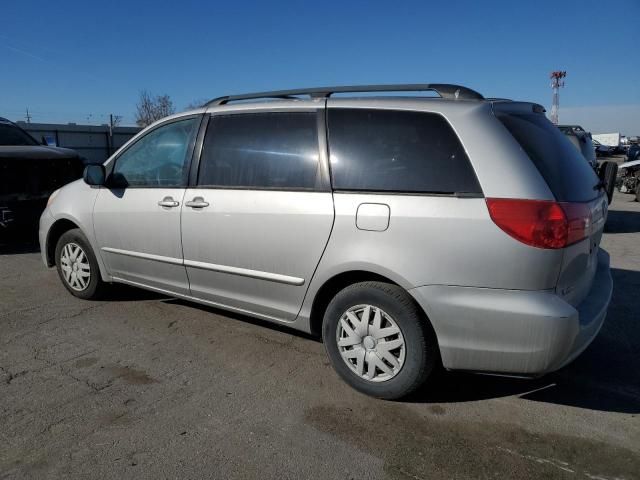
0, 117, 85, 232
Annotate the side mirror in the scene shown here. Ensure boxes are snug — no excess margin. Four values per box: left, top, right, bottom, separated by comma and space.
83, 164, 106, 186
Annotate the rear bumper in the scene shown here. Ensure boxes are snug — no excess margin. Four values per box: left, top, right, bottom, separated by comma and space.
409, 249, 612, 375
554, 249, 612, 371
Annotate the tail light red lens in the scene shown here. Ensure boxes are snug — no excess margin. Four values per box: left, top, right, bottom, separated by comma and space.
486, 198, 591, 249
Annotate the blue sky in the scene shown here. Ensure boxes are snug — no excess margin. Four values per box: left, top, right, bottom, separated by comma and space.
2, 0, 638, 133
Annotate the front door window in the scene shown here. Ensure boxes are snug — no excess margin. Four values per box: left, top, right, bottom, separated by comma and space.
112, 118, 198, 187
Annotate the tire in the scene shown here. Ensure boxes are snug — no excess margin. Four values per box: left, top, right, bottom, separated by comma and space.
322, 281, 438, 400
54, 228, 105, 300
599, 161, 617, 204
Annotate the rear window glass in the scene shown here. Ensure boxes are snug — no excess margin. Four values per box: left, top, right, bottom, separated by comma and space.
496, 113, 600, 202
327, 109, 481, 194
0, 124, 38, 146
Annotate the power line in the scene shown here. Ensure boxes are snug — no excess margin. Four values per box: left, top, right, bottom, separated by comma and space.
7, 111, 136, 126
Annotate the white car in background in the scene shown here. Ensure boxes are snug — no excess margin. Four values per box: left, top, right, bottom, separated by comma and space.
593, 139, 614, 156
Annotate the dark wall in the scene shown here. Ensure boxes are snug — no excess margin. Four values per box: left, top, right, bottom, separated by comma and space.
16, 122, 141, 164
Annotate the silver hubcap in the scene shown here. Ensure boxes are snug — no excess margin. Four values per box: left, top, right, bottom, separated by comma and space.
60, 242, 91, 291
336, 304, 406, 382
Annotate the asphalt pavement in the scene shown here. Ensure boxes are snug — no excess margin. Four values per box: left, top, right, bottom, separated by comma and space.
1, 191, 639, 479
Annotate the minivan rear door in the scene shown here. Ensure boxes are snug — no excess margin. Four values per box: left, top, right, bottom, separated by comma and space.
494, 105, 606, 306
180, 105, 334, 322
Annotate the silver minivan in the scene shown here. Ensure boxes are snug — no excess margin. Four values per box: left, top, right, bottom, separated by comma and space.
39, 84, 613, 399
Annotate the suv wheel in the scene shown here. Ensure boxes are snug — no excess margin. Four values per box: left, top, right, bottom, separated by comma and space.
55, 228, 105, 299
322, 281, 438, 399
599, 161, 618, 204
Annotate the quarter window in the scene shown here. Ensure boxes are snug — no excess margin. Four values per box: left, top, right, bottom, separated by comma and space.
496, 112, 599, 202
328, 109, 481, 194
112, 117, 198, 187
198, 112, 320, 189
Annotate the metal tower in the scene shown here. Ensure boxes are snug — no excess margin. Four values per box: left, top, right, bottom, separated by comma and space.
550, 71, 566, 125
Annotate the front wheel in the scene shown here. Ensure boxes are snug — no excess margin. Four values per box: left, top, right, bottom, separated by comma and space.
322, 281, 439, 400
55, 228, 105, 299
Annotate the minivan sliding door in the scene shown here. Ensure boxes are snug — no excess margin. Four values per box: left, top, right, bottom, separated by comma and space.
181, 107, 334, 322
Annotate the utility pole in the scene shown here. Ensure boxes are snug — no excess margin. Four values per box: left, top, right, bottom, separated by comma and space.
550, 71, 566, 125
25, 108, 32, 123
108, 114, 122, 156
108, 114, 114, 156
108, 114, 122, 133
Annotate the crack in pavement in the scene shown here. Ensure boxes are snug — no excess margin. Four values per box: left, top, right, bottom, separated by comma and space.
2, 303, 111, 346
37, 303, 110, 326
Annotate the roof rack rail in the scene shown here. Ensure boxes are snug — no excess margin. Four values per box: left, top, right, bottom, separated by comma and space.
205, 84, 484, 107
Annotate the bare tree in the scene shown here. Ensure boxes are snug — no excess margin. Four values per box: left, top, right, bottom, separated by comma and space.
155, 94, 174, 119
135, 90, 176, 127
110, 114, 123, 128
135, 91, 155, 127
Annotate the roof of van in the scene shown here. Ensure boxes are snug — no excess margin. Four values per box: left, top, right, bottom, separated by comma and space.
204, 84, 485, 107
172, 85, 544, 120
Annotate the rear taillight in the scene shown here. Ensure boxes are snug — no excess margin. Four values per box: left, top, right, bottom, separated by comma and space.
486, 198, 591, 249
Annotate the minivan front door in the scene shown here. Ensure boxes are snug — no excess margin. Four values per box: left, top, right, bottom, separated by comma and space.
181, 109, 334, 322
94, 117, 200, 295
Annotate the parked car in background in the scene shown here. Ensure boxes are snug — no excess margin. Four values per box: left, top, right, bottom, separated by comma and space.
593, 139, 614, 157
593, 132, 623, 153
620, 136, 630, 153
0, 117, 85, 233
39, 84, 612, 399
559, 125, 616, 203
617, 159, 640, 202
558, 125, 597, 169
627, 143, 640, 162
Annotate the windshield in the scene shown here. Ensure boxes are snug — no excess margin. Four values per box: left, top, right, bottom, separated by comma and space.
496, 112, 600, 202
0, 123, 39, 146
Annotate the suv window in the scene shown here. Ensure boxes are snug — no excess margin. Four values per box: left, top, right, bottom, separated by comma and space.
496, 112, 600, 202
327, 109, 481, 194
111, 117, 198, 187
198, 112, 320, 189
0, 123, 38, 146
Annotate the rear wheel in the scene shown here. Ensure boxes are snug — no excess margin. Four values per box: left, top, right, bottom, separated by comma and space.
322, 281, 438, 399
599, 161, 618, 204
55, 228, 105, 299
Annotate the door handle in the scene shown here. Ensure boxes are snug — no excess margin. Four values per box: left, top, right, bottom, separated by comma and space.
185, 197, 210, 209
158, 196, 179, 208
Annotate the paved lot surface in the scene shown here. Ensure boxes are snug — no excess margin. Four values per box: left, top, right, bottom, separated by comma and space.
1, 191, 639, 480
